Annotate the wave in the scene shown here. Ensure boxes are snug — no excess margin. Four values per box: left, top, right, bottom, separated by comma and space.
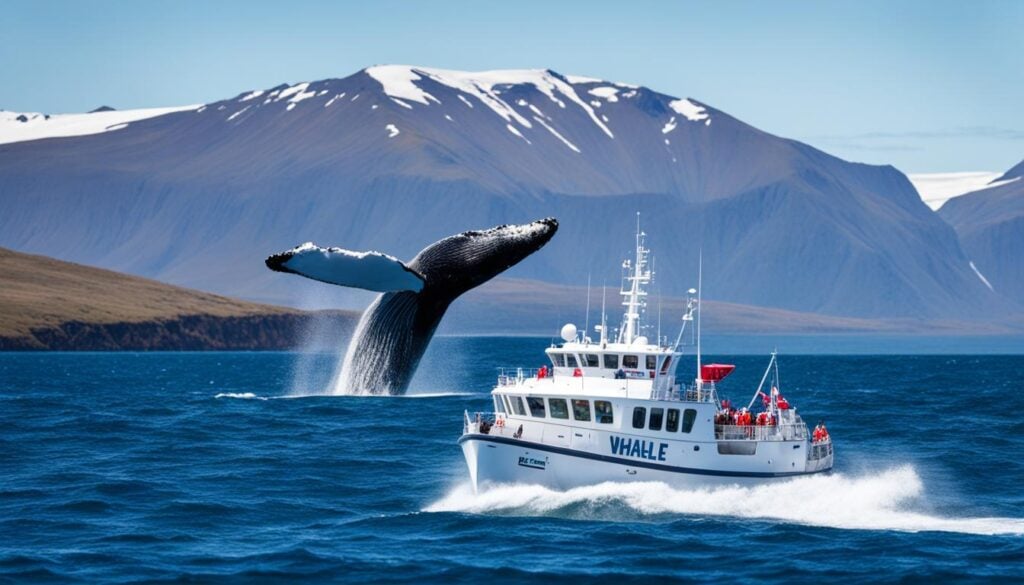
213, 392, 267, 400
425, 466, 1024, 536
400, 391, 475, 398
271, 390, 475, 399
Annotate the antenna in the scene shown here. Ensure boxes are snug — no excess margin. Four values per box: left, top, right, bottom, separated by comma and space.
696, 250, 703, 383
584, 273, 591, 344
600, 285, 607, 346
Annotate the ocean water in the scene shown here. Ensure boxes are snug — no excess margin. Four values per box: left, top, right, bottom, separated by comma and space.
2, 338, 1023, 583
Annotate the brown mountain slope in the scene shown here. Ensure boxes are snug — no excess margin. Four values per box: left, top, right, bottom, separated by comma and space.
0, 247, 355, 349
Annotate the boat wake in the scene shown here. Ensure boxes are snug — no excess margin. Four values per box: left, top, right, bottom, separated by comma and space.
425, 465, 1024, 536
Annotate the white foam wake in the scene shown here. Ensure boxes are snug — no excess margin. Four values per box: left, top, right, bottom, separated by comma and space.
425, 466, 1024, 536
214, 392, 267, 400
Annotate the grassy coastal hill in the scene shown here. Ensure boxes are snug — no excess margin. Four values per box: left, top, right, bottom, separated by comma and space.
0, 247, 355, 350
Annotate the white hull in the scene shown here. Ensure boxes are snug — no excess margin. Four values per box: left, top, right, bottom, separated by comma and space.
460, 432, 832, 492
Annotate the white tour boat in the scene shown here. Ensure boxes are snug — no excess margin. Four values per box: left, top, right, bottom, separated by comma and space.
459, 218, 833, 491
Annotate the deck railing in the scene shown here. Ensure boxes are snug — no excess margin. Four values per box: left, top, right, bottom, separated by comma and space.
463, 411, 520, 438
496, 367, 554, 387
714, 423, 808, 441
808, 441, 833, 461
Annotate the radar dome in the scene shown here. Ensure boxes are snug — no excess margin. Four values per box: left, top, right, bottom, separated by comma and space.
633, 336, 649, 346
560, 323, 577, 342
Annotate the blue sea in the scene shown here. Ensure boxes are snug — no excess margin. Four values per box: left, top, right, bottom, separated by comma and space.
2, 338, 1023, 583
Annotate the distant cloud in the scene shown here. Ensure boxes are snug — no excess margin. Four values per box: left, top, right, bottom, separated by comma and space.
814, 141, 923, 152
809, 126, 1024, 142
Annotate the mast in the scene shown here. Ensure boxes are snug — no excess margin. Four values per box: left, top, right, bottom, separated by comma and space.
618, 212, 651, 345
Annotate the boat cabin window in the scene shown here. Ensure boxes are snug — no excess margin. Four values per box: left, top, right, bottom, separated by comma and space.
649, 407, 664, 431
666, 408, 680, 432
566, 354, 579, 368
681, 408, 697, 433
493, 395, 506, 414
660, 356, 673, 375
584, 354, 599, 368
623, 355, 639, 369
548, 398, 569, 419
632, 407, 646, 429
511, 396, 527, 416
646, 355, 657, 370
571, 399, 591, 421
527, 397, 546, 417
603, 354, 619, 369
550, 353, 565, 368
595, 401, 614, 424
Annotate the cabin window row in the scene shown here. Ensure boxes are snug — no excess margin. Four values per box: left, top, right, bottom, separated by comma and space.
631, 406, 697, 433
498, 394, 614, 424
550, 353, 666, 371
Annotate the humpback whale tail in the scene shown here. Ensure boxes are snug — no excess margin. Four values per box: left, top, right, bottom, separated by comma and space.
266, 218, 558, 395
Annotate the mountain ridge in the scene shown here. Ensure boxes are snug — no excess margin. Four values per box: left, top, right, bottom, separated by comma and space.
939, 158, 1024, 302
0, 65, 1011, 325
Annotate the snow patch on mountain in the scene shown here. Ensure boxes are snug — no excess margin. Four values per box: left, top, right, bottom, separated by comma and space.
565, 74, 603, 84
277, 83, 316, 107
276, 82, 310, 101
385, 124, 400, 138
364, 65, 614, 139
588, 87, 619, 102
969, 261, 995, 291
532, 115, 579, 153
324, 93, 346, 107
227, 106, 249, 121
669, 98, 709, 122
365, 66, 440, 105
506, 124, 530, 144
0, 105, 199, 145
240, 90, 264, 102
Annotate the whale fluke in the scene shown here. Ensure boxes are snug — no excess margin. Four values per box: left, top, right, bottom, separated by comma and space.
267, 218, 558, 395
266, 243, 425, 293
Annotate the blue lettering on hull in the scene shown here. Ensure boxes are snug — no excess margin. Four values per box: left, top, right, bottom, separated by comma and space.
610, 435, 669, 462
518, 456, 546, 470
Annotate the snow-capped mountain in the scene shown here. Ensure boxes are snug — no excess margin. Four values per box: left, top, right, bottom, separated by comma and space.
939, 159, 1024, 302
909, 171, 1008, 211
0, 105, 199, 145
0, 65, 1008, 321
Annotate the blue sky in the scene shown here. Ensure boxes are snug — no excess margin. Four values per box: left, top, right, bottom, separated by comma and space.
1, 0, 1021, 172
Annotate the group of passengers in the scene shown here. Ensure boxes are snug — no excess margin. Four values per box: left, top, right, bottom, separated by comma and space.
714, 402, 777, 428
812, 421, 830, 443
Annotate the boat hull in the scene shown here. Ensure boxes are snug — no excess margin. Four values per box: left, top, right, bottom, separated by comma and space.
460, 433, 832, 492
